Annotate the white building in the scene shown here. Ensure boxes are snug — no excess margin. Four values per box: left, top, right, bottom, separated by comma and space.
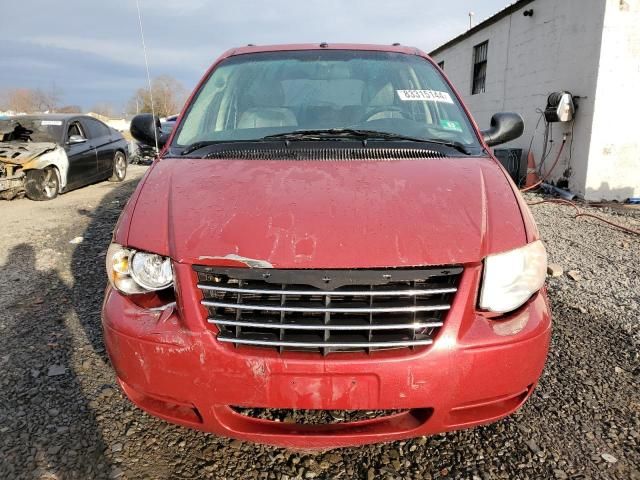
86, 112, 131, 133
430, 0, 639, 201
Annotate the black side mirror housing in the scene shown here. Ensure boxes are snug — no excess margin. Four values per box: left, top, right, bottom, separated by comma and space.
130, 114, 170, 148
481, 112, 525, 147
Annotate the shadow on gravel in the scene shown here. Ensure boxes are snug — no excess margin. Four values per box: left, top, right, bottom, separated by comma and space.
72, 180, 140, 365
0, 244, 112, 479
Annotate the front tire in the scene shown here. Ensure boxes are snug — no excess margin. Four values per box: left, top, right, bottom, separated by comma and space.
25, 167, 59, 201
109, 151, 127, 182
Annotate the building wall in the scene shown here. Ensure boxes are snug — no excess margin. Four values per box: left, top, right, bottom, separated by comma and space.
431, 0, 608, 197
585, 0, 640, 200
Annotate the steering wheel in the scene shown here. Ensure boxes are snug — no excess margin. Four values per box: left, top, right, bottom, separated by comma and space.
363, 106, 409, 122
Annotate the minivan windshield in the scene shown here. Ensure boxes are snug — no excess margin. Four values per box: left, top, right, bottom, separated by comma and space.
174, 50, 480, 150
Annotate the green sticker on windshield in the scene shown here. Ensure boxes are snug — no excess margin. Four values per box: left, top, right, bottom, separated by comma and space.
440, 120, 463, 132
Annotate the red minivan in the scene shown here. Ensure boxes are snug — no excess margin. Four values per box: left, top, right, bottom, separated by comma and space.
103, 44, 550, 449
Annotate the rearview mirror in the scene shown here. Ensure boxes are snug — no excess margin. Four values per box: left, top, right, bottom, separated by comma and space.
481, 113, 524, 147
68, 135, 86, 144
130, 114, 170, 149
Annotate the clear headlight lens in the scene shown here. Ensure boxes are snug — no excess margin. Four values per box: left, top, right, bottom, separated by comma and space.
106, 243, 173, 295
479, 240, 547, 313
130, 251, 173, 290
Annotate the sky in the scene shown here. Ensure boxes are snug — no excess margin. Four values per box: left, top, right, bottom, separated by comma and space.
0, 0, 511, 114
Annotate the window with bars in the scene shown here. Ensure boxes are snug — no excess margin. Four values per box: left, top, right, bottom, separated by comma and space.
437, 60, 445, 70
472, 41, 488, 95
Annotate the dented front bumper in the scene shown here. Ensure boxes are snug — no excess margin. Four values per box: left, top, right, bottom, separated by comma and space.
0, 172, 25, 190
0, 167, 25, 199
102, 263, 551, 449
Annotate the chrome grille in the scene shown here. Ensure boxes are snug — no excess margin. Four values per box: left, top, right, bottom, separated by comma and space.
195, 267, 462, 355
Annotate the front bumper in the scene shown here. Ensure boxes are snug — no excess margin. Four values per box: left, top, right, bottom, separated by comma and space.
0, 172, 25, 198
102, 263, 551, 449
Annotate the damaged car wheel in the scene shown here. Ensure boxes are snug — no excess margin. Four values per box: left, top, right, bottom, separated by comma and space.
109, 151, 127, 182
25, 166, 59, 201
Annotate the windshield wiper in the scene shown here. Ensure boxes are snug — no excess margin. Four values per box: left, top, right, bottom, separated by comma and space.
262, 128, 426, 143
180, 140, 228, 155
180, 138, 281, 156
180, 129, 473, 156
417, 139, 473, 155
179, 131, 420, 156
262, 129, 472, 154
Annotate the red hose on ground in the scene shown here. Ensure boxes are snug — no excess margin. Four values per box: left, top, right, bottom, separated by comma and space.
520, 140, 566, 193
527, 199, 640, 236
520, 132, 638, 236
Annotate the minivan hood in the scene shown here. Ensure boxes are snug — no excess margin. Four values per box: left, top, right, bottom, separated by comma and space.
124, 157, 526, 268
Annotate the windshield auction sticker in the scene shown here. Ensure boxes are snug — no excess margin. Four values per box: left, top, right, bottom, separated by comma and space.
440, 119, 463, 132
41, 120, 63, 126
397, 90, 454, 103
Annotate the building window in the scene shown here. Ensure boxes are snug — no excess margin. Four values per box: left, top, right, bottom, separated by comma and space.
472, 41, 488, 94
438, 60, 445, 70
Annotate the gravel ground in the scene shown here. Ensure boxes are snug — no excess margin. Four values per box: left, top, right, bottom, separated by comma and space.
0, 166, 638, 479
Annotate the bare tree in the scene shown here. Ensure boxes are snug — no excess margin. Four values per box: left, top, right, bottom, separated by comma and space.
5, 88, 40, 113
127, 75, 186, 117
35, 83, 62, 112
2, 85, 62, 113
0, 90, 8, 111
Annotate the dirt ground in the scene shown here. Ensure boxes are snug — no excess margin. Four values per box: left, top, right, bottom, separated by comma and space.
0, 165, 638, 479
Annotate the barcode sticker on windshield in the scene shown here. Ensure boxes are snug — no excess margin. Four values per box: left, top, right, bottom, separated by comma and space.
41, 120, 62, 126
397, 90, 454, 103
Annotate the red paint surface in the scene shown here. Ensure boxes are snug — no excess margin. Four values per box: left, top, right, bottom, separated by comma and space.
103, 44, 551, 449
123, 157, 527, 267
103, 265, 551, 449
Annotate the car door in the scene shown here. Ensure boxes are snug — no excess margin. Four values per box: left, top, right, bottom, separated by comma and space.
81, 117, 114, 176
64, 119, 98, 189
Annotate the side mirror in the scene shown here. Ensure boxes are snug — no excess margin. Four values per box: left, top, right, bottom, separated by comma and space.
481, 112, 524, 147
130, 114, 170, 149
68, 135, 86, 144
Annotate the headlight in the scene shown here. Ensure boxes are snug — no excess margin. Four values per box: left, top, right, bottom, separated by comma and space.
479, 240, 547, 313
130, 251, 173, 290
106, 243, 173, 295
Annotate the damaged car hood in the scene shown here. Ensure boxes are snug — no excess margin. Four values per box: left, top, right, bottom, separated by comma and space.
124, 157, 527, 267
0, 142, 58, 165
